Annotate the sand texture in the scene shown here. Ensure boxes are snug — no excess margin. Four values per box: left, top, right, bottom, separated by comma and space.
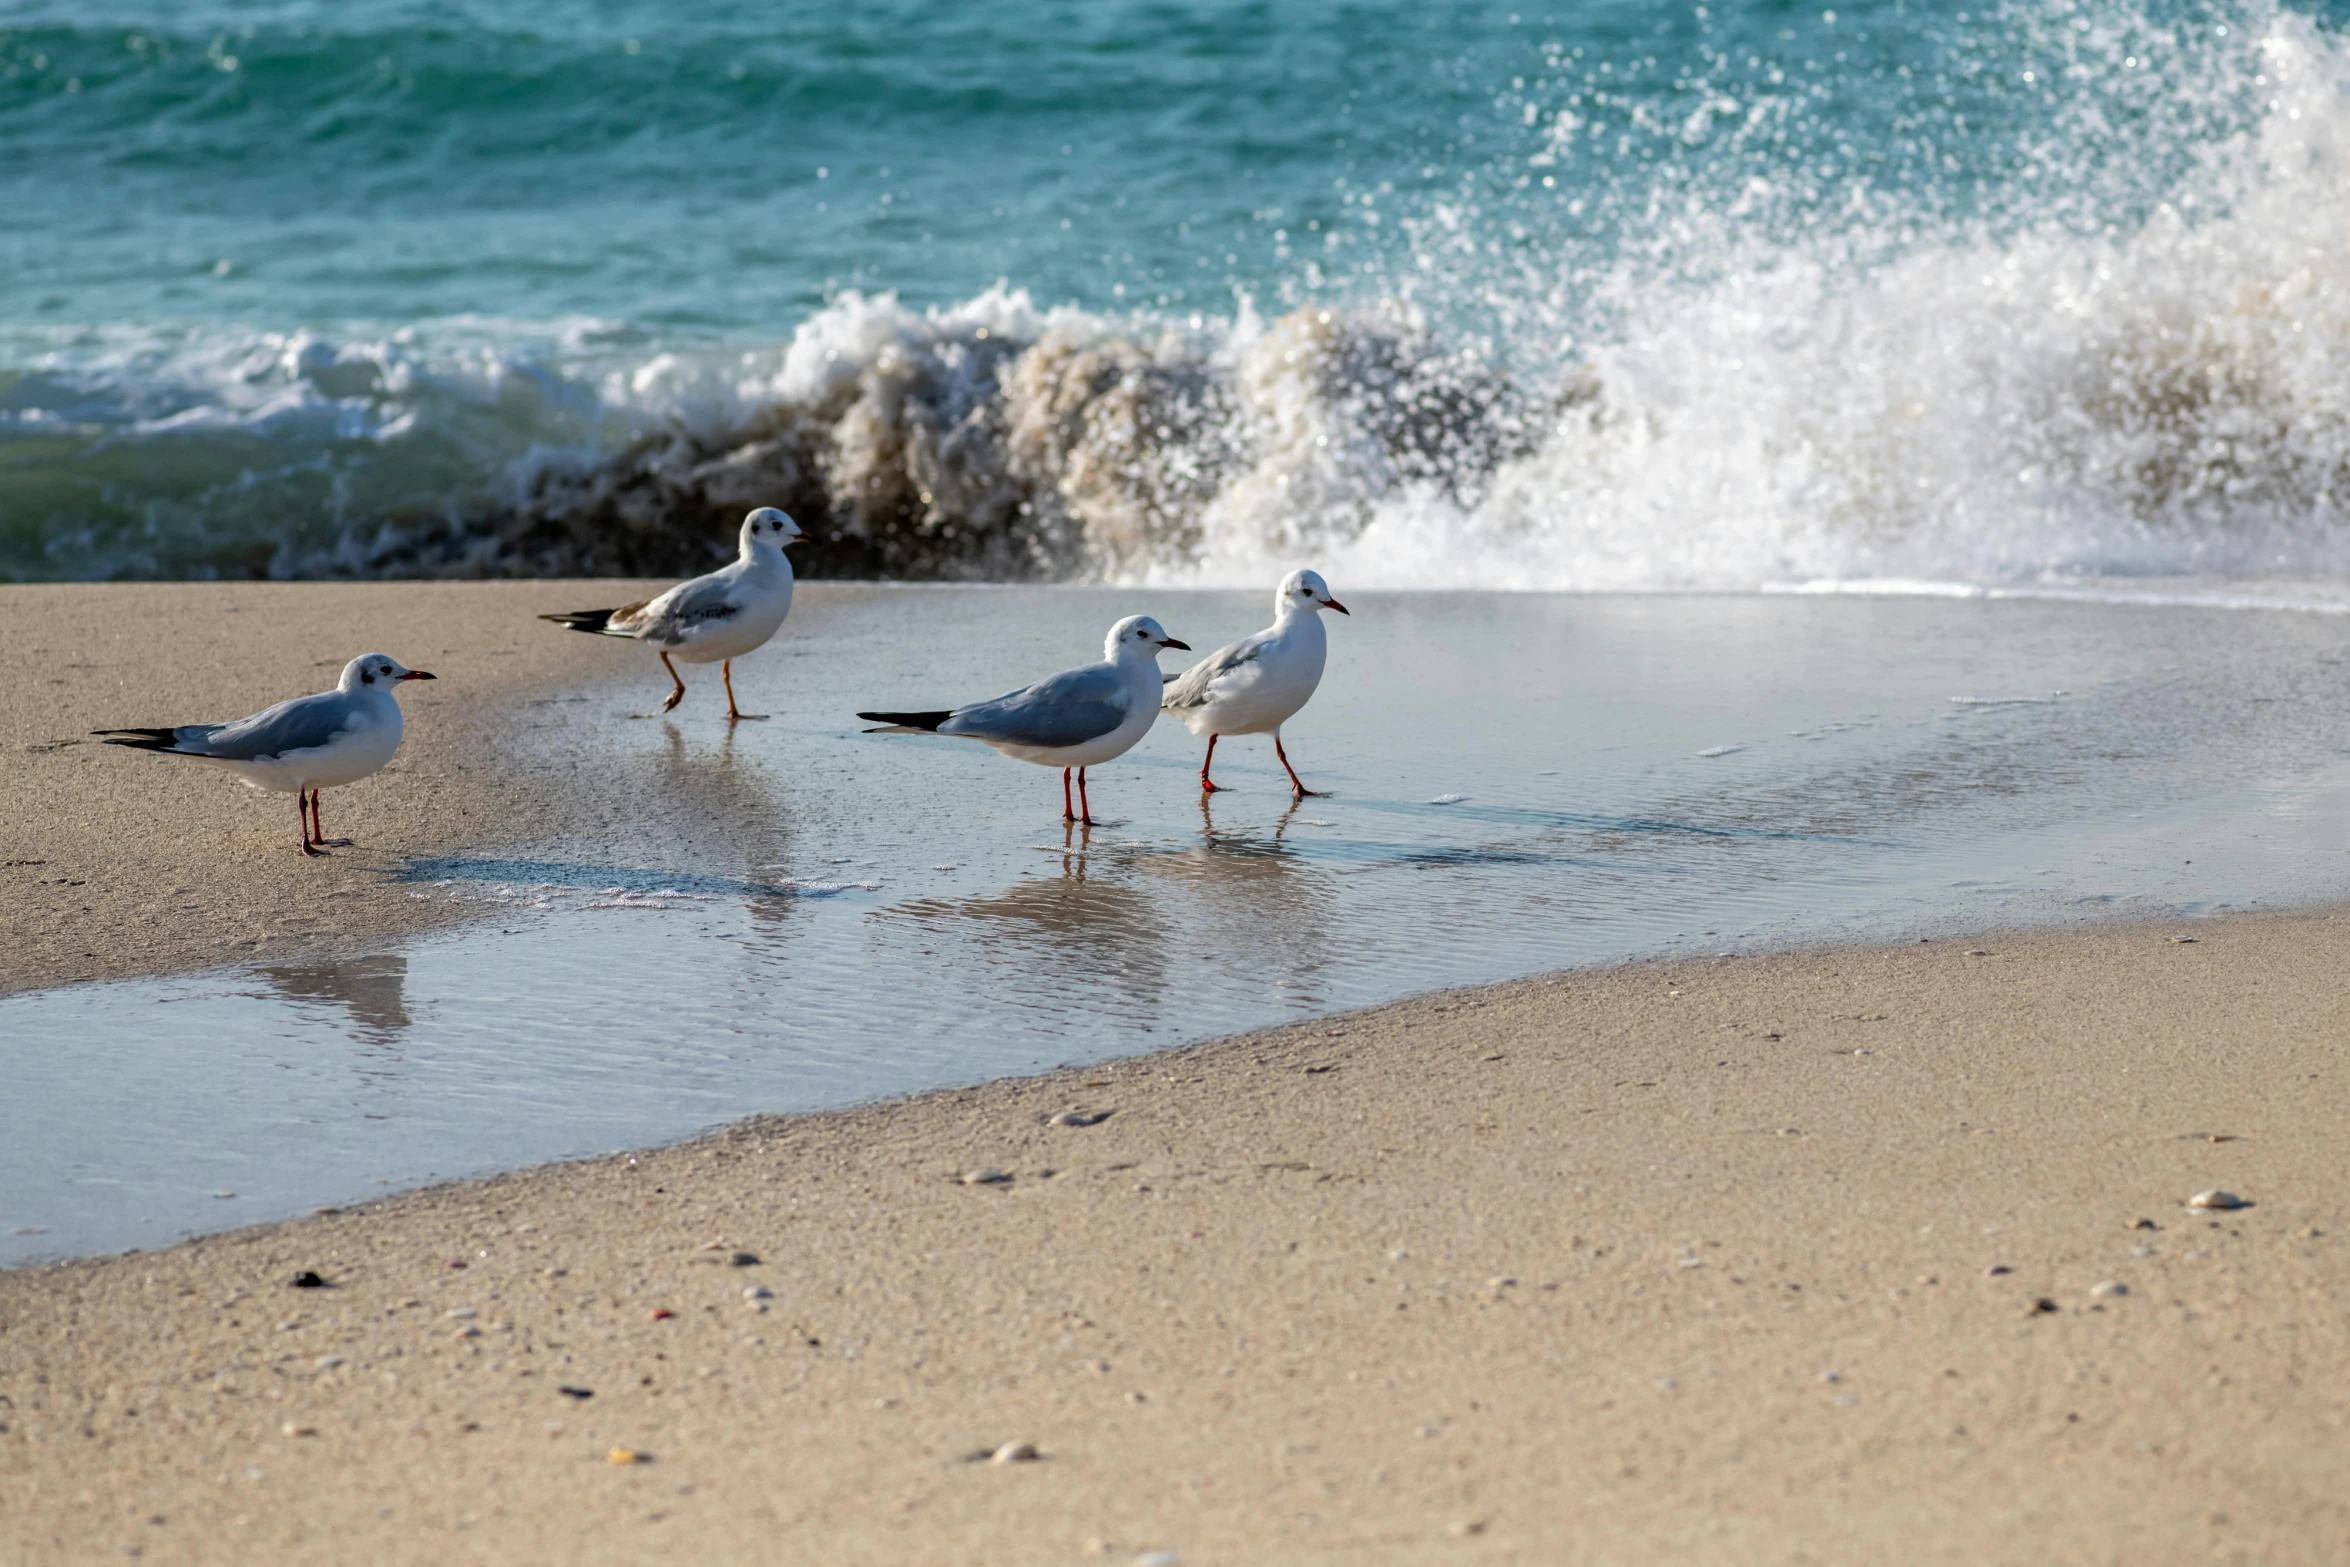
5, 913, 2346, 1563
0, 581, 723, 996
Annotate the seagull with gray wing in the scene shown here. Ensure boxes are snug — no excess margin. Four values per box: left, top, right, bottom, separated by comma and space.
859, 615, 1191, 826
94, 653, 436, 857
540, 506, 805, 721
1164, 568, 1348, 797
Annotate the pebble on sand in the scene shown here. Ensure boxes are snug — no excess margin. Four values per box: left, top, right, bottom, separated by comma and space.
2187, 1190, 2248, 1210
1134, 1552, 1182, 1567
557, 1385, 594, 1400
729, 1251, 761, 1267
289, 1270, 327, 1289
280, 1422, 318, 1437
1048, 1111, 1110, 1128
991, 1441, 1040, 1464
961, 1169, 1012, 1186
744, 1285, 774, 1302
2091, 1281, 2129, 1297
607, 1447, 648, 1465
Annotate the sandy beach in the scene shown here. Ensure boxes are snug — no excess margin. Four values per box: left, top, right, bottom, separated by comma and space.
5, 910, 2348, 1563
0, 581, 722, 997
4, 583, 2348, 1561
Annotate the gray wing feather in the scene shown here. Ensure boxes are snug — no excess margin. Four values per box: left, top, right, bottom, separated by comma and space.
196, 693, 360, 761
1162, 634, 1267, 710
629, 575, 741, 645
942, 663, 1130, 748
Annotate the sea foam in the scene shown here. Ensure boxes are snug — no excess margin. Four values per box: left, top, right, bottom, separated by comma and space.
7, 5, 2350, 593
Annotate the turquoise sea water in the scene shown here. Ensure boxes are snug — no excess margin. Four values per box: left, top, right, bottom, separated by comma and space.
8, 0, 2350, 585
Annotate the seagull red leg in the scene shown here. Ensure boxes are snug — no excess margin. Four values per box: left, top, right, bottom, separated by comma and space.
1077, 767, 1096, 827
298, 790, 322, 857
721, 659, 766, 722
659, 651, 687, 714
311, 788, 352, 848
1062, 767, 1075, 822
1275, 734, 1328, 799
1199, 733, 1227, 793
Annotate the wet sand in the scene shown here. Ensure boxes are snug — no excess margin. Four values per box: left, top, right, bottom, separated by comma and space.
1, 581, 694, 996
5, 913, 2347, 1563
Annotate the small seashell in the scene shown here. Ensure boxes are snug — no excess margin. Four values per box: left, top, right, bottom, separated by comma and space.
445, 1307, 476, 1319
961, 1169, 1011, 1186
1048, 1111, 1109, 1128
2187, 1189, 2247, 1211
281, 1422, 317, 1438
607, 1447, 647, 1465
991, 1440, 1039, 1464
744, 1285, 773, 1302
648, 1308, 675, 1321
2090, 1281, 2129, 1298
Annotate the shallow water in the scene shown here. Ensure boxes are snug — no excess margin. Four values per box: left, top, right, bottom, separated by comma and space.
5, 587, 2349, 1265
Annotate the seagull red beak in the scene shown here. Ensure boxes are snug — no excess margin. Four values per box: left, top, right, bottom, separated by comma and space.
1159, 637, 1191, 651
399, 670, 437, 681
1322, 597, 1350, 615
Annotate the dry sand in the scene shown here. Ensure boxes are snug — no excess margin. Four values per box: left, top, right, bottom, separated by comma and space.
5, 913, 2347, 1563
4, 584, 2346, 1561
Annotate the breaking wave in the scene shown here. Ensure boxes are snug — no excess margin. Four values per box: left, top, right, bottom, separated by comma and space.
9, 3, 2350, 591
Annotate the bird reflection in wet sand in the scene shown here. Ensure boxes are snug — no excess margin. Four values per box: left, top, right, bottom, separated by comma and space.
253, 955, 411, 1047
887, 827, 1168, 1007
1138, 796, 1339, 993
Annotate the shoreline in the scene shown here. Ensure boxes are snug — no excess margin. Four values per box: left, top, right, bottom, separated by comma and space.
6, 910, 2347, 1561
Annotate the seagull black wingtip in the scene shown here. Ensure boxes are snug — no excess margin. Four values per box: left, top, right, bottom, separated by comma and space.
92, 727, 191, 752
857, 710, 954, 733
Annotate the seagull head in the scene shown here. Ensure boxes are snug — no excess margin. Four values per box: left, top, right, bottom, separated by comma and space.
1106, 615, 1190, 662
340, 653, 435, 693
1280, 568, 1348, 617
741, 507, 807, 556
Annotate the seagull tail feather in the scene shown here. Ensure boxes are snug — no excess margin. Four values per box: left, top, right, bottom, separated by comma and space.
856, 710, 955, 734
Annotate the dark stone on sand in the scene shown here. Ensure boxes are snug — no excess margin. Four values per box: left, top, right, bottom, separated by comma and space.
290, 1270, 327, 1289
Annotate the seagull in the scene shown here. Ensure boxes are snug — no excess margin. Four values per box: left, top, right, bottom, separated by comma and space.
1163, 568, 1349, 797
859, 615, 1191, 825
539, 506, 805, 721
93, 653, 436, 857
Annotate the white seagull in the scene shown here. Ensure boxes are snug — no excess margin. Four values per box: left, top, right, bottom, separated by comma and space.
1163, 568, 1349, 797
859, 615, 1191, 825
540, 506, 806, 721
94, 652, 436, 857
